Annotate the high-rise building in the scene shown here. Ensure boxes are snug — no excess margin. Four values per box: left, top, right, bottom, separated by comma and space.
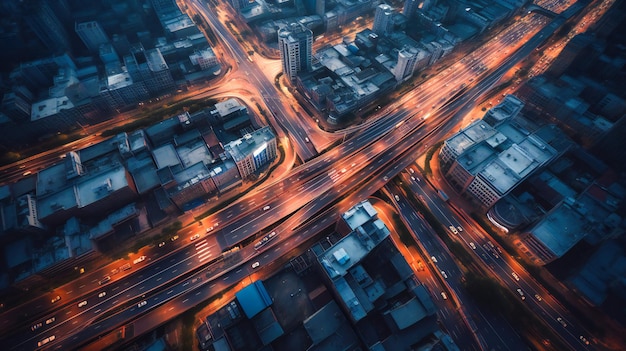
394, 48, 418, 82
278, 23, 313, 82
75, 21, 110, 53
403, 0, 419, 17
22, 0, 70, 53
125, 47, 175, 95
372, 4, 394, 36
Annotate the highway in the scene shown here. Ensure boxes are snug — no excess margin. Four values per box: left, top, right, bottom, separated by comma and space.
0, 0, 598, 349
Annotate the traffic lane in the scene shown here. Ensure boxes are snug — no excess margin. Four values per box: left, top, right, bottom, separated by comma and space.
392, 186, 530, 350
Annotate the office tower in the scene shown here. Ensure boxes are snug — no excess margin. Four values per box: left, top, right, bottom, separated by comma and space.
372, 4, 394, 36
403, 0, 419, 17
394, 48, 418, 82
75, 21, 110, 53
126, 47, 175, 94
22, 0, 70, 53
151, 0, 177, 14
278, 23, 313, 82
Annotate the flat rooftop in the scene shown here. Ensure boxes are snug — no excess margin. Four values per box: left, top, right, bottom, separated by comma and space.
531, 203, 587, 257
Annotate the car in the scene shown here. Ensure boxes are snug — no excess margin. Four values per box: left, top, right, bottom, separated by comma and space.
517, 289, 525, 300
133, 256, 146, 264
457, 226, 463, 232
411, 176, 416, 181
98, 292, 106, 298
263, 205, 271, 211
137, 301, 147, 308
190, 234, 200, 241
305, 137, 310, 142
579, 336, 590, 345
78, 301, 87, 308
441, 292, 448, 300
31, 322, 43, 331
449, 226, 458, 234
251, 261, 260, 269
431, 256, 438, 263
535, 294, 543, 301
45, 317, 55, 325
409, 168, 415, 174
99, 275, 111, 285
557, 317, 567, 327
394, 194, 400, 201
170, 235, 179, 241
158, 241, 166, 247
469, 242, 476, 250
351, 163, 356, 167
341, 168, 347, 173
512, 272, 520, 281
441, 271, 448, 279
37, 335, 55, 347
214, 222, 219, 227
51, 295, 61, 303
206, 226, 214, 232
383, 176, 389, 181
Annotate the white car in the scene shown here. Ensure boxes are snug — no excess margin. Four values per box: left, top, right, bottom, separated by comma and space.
31, 322, 42, 331
45, 317, 55, 325
206, 226, 214, 232
469, 242, 476, 250
262, 205, 271, 211
137, 301, 147, 308
431, 256, 438, 263
133, 256, 146, 264
394, 194, 400, 201
98, 292, 106, 298
535, 294, 543, 301
517, 289, 525, 300
557, 317, 567, 327
251, 261, 260, 269
512, 272, 520, 281
457, 226, 463, 232
449, 226, 458, 234
158, 241, 166, 247
409, 168, 415, 174
190, 234, 200, 241
37, 335, 55, 347
441, 292, 447, 300
51, 295, 61, 303
78, 301, 87, 308
441, 271, 448, 279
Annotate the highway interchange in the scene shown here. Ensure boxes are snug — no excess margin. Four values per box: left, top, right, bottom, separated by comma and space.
0, 0, 607, 350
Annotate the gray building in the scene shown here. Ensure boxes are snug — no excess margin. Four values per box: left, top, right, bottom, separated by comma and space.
224, 126, 277, 179
278, 23, 313, 82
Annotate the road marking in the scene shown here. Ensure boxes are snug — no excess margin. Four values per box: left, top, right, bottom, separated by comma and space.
95, 325, 101, 330
223, 276, 229, 281
183, 299, 189, 303
67, 290, 73, 294
79, 285, 85, 289
210, 284, 216, 288
155, 267, 160, 270
187, 262, 192, 265
94, 309, 101, 314
112, 300, 118, 305
196, 246, 210, 254
196, 291, 201, 296
168, 307, 174, 311
183, 282, 189, 287
198, 251, 212, 259
66, 311, 72, 315
167, 290, 173, 294
156, 277, 162, 281
195, 242, 207, 249
73, 320, 78, 324
172, 269, 177, 273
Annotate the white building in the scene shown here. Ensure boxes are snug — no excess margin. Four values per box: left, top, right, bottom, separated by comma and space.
278, 23, 313, 82
373, 4, 394, 36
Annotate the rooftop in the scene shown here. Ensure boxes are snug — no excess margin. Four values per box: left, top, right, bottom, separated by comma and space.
530, 202, 587, 257
342, 200, 378, 231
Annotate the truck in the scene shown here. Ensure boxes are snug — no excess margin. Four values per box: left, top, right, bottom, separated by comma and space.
437, 190, 449, 202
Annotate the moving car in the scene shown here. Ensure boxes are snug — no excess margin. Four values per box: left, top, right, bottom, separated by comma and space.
251, 261, 260, 269
159, 241, 166, 247
206, 226, 214, 232
441, 271, 448, 279
469, 242, 476, 250
512, 272, 520, 281
517, 289, 525, 300
78, 301, 87, 308
441, 292, 448, 300
535, 294, 543, 301
133, 256, 146, 264
45, 317, 55, 325
170, 235, 179, 241
557, 317, 567, 327
190, 234, 200, 241
449, 226, 458, 234
263, 205, 271, 211
37, 335, 55, 347
137, 300, 147, 308
98, 292, 106, 298
51, 295, 61, 303
31, 322, 42, 331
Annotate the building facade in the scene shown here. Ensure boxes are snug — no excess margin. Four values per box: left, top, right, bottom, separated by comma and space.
278, 23, 313, 82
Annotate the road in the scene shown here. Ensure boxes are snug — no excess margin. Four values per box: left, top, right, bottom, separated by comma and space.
0, 1, 599, 349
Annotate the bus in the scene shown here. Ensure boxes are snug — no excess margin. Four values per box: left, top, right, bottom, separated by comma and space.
437, 190, 449, 202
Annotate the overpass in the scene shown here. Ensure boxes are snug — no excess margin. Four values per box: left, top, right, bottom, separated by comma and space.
526, 4, 558, 18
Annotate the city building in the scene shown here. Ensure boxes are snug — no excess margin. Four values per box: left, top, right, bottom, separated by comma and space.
440, 96, 563, 208
75, 21, 110, 53
373, 4, 395, 36
394, 47, 419, 82
125, 47, 175, 95
21, 0, 70, 53
224, 126, 277, 179
278, 22, 313, 82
